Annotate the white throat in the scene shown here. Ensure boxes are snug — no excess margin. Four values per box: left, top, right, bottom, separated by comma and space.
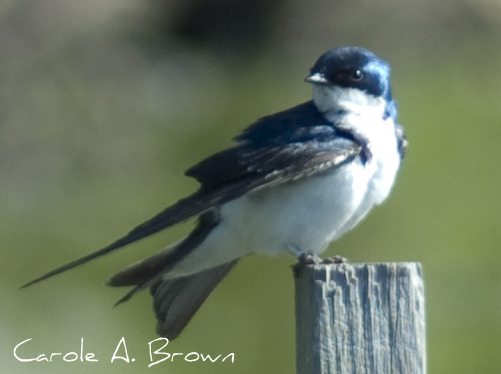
311, 84, 399, 184
312, 85, 386, 121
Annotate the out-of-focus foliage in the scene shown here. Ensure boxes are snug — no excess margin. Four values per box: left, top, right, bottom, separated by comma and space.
1, 1, 500, 373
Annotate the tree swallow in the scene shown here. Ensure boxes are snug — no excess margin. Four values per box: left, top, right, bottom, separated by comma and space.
23, 46, 407, 339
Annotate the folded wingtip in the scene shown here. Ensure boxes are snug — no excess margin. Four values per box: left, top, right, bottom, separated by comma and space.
20, 235, 135, 290
19, 281, 34, 289
20, 266, 71, 289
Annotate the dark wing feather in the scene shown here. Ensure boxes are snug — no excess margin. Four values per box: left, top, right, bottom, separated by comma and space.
188, 138, 361, 190
395, 123, 408, 159
108, 210, 221, 307
22, 136, 360, 288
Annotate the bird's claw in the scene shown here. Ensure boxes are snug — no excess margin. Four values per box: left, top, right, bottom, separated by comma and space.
298, 253, 321, 265
322, 255, 348, 264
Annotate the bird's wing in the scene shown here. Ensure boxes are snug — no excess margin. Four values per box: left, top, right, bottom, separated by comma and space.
22, 136, 360, 288
394, 123, 408, 159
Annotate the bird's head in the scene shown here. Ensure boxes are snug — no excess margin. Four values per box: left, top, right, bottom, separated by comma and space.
306, 47, 394, 118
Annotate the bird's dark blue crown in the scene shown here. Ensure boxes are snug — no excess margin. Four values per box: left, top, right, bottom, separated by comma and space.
309, 46, 393, 101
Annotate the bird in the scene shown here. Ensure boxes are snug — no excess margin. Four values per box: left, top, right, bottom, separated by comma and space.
22, 46, 407, 339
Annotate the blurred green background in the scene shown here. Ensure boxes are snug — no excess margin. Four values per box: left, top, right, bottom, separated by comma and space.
2, 1, 500, 373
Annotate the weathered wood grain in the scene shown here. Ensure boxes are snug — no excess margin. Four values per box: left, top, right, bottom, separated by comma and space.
295, 262, 426, 374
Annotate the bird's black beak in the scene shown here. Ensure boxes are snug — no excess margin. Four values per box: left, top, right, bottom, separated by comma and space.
304, 72, 329, 85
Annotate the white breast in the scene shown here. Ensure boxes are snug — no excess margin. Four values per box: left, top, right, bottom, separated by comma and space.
314, 84, 401, 205
169, 162, 370, 277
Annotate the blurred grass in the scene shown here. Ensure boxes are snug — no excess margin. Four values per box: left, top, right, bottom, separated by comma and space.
1, 6, 501, 373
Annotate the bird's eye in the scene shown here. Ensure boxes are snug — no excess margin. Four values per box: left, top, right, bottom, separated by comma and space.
349, 69, 364, 81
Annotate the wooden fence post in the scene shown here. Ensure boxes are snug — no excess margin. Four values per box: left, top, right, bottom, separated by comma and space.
294, 262, 426, 374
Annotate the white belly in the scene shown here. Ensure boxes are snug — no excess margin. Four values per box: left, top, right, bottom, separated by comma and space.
224, 162, 370, 255
169, 154, 398, 278
170, 116, 401, 278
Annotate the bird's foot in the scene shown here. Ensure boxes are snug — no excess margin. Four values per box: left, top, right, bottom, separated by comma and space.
293, 253, 320, 277
322, 255, 348, 264
298, 253, 322, 265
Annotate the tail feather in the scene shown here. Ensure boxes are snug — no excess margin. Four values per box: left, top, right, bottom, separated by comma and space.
107, 242, 181, 287
151, 260, 238, 339
108, 210, 221, 305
